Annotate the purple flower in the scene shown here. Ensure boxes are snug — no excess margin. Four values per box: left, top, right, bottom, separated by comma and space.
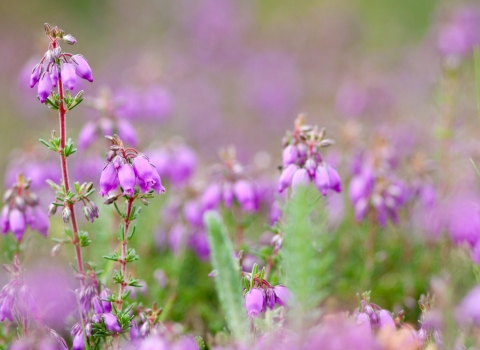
117, 119, 137, 147
30, 206, 49, 237
100, 288, 112, 313
233, 180, 257, 212
282, 145, 298, 167
99, 163, 118, 196
133, 156, 165, 194
202, 183, 222, 210
457, 285, 480, 326
72, 331, 85, 350
245, 288, 265, 317
183, 200, 203, 228
78, 121, 97, 150
9, 208, 26, 241
223, 182, 234, 208
273, 285, 292, 306
103, 313, 122, 333
50, 64, 58, 87
118, 164, 136, 197
61, 63, 76, 91
30, 64, 42, 88
378, 309, 396, 331
38, 72, 53, 103
1, 207, 9, 234
291, 168, 310, 193
72, 55, 94, 82
356, 312, 372, 333
0, 293, 14, 322
314, 165, 330, 196
265, 288, 276, 310
278, 164, 298, 193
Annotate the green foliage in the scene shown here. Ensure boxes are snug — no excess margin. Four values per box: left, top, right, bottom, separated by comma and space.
204, 211, 248, 341
281, 186, 335, 318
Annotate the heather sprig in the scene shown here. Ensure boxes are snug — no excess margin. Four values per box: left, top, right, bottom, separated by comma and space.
33, 23, 94, 281
278, 114, 342, 196
99, 135, 165, 348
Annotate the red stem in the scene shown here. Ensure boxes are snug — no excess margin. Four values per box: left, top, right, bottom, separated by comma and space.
117, 197, 134, 311
55, 46, 84, 277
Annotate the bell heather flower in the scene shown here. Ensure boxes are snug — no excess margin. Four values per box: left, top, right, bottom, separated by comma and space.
245, 288, 265, 317
278, 115, 342, 197
1, 174, 49, 241
103, 313, 122, 333
61, 63, 76, 91
72, 331, 85, 350
273, 285, 292, 306
38, 72, 53, 103
29, 27, 93, 103
71, 55, 94, 82
99, 135, 165, 198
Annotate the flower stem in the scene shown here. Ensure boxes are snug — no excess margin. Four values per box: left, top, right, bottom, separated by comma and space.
117, 197, 134, 311
57, 71, 84, 279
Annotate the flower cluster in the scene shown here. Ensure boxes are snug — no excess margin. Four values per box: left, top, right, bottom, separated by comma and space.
78, 88, 137, 150
0, 256, 37, 324
147, 140, 197, 188
29, 24, 93, 103
243, 265, 292, 317
99, 135, 165, 198
71, 274, 123, 349
1, 174, 48, 241
201, 147, 260, 213
159, 195, 210, 260
353, 293, 397, 333
278, 114, 342, 196
348, 138, 407, 227
437, 5, 480, 60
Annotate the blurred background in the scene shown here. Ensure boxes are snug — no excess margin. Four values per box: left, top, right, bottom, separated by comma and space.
1, 0, 476, 169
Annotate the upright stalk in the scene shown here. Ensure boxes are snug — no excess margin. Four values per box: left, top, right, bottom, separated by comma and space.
117, 197, 134, 311
54, 40, 84, 276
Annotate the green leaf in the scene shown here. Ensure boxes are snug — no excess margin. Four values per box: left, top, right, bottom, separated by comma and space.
204, 211, 248, 341
281, 186, 334, 322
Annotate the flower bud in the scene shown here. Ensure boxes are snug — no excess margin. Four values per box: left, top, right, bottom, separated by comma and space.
61, 63, 76, 91
71, 55, 93, 82
51, 243, 62, 257
48, 203, 58, 217
62, 206, 71, 224
265, 288, 276, 310
83, 206, 94, 222
63, 34, 77, 45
